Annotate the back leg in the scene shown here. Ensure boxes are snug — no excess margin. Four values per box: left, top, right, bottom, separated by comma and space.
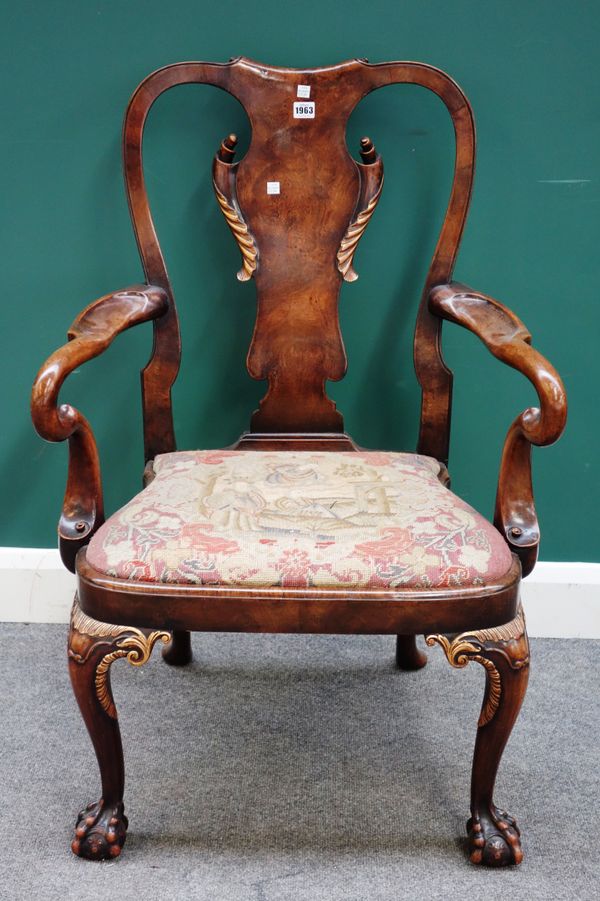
395, 634, 427, 670
162, 629, 193, 666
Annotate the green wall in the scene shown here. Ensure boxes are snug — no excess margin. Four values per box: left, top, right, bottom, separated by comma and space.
2, 1, 598, 560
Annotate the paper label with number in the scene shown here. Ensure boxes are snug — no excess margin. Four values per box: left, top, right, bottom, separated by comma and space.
293, 101, 315, 119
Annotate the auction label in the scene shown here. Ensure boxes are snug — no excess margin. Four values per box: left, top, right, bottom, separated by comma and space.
293, 101, 315, 119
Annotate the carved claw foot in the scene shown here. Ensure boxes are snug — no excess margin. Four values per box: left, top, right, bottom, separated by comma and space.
467, 805, 523, 866
71, 799, 128, 860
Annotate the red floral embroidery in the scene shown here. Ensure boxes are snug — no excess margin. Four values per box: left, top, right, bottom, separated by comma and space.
120, 559, 153, 581
180, 524, 239, 555
277, 549, 313, 587
353, 528, 412, 560
195, 451, 243, 465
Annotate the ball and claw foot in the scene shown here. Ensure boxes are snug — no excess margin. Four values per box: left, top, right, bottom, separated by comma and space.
467, 805, 523, 866
71, 799, 128, 860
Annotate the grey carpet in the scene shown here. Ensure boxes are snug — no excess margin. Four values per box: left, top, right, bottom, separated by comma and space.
0, 624, 598, 901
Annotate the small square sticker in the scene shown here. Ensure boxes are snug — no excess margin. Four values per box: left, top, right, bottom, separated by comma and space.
266, 181, 280, 195
297, 84, 311, 98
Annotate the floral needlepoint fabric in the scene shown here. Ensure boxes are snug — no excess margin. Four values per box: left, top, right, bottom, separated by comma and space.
87, 450, 513, 590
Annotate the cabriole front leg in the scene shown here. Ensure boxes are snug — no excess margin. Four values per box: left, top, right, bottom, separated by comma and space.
426, 604, 530, 866
67, 595, 170, 860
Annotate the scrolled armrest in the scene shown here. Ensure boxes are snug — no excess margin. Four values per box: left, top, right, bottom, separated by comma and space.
429, 281, 567, 575
31, 284, 168, 571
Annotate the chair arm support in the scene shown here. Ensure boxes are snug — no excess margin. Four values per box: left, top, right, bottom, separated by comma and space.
429, 281, 567, 576
31, 285, 169, 571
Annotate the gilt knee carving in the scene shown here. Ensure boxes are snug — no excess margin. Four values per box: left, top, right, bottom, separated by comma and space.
426, 605, 529, 726
69, 599, 170, 718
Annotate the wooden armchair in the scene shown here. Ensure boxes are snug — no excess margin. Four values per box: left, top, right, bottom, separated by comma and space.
31, 58, 566, 867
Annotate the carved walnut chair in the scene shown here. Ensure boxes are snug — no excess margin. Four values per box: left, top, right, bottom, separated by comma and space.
31, 58, 566, 866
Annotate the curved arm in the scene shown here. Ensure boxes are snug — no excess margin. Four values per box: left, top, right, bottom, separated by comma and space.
31, 285, 168, 571
429, 281, 567, 576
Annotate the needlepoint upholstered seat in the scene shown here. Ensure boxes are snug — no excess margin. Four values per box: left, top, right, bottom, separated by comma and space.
31, 57, 566, 867
88, 450, 513, 590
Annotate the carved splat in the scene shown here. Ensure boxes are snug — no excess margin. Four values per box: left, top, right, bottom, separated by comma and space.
217, 63, 362, 431
209, 67, 387, 431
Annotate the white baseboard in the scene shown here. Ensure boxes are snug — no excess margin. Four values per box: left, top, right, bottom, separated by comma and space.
519, 562, 600, 638
0, 548, 598, 638
0, 548, 77, 624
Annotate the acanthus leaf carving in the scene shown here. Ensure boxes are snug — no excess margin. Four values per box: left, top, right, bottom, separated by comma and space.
425, 605, 528, 726
337, 180, 384, 282
337, 138, 384, 282
69, 597, 170, 718
214, 184, 258, 282
212, 134, 258, 282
